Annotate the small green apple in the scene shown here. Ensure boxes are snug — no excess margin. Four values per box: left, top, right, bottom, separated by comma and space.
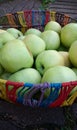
24, 28, 41, 36
41, 66, 77, 83
44, 21, 61, 34
40, 30, 60, 50
23, 34, 46, 57
35, 50, 64, 75
69, 40, 77, 67
8, 68, 41, 96
0, 31, 15, 48
61, 23, 77, 48
41, 66, 77, 97
0, 39, 34, 73
7, 28, 23, 39
8, 68, 41, 83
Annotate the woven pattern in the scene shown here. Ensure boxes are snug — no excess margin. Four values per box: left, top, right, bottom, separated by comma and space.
0, 10, 77, 108
0, 79, 77, 108
0, 10, 76, 33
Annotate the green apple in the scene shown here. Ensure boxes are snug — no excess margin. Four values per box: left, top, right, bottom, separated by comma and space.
8, 68, 41, 96
40, 30, 60, 50
8, 68, 41, 83
41, 66, 77, 83
35, 50, 64, 75
23, 34, 46, 57
41, 66, 77, 97
61, 23, 77, 48
69, 40, 77, 67
7, 28, 23, 39
24, 28, 41, 36
59, 51, 72, 67
44, 21, 61, 33
0, 30, 15, 48
0, 39, 34, 73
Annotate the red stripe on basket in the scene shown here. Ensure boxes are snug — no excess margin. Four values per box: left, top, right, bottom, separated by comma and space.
24, 10, 32, 28
45, 11, 50, 25
6, 81, 24, 103
49, 82, 77, 108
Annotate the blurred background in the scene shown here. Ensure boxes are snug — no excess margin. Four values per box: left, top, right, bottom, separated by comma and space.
0, 0, 77, 19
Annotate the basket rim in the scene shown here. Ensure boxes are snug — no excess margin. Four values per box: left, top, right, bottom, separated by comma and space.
0, 10, 77, 20
0, 10, 77, 29
0, 9, 77, 30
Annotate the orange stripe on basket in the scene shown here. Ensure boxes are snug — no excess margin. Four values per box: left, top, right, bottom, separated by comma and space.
6, 14, 17, 28
63, 14, 70, 26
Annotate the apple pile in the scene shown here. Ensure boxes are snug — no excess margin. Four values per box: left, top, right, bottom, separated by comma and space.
0, 21, 77, 98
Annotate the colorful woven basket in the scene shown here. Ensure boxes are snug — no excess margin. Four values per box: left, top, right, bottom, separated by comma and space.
0, 10, 77, 108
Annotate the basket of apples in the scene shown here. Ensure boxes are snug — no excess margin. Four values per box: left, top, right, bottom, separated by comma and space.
0, 10, 77, 108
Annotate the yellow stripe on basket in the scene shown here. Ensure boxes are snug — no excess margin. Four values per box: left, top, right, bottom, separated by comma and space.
50, 11, 56, 21
17, 11, 27, 33
17, 11, 27, 27
61, 91, 77, 106
0, 79, 7, 100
